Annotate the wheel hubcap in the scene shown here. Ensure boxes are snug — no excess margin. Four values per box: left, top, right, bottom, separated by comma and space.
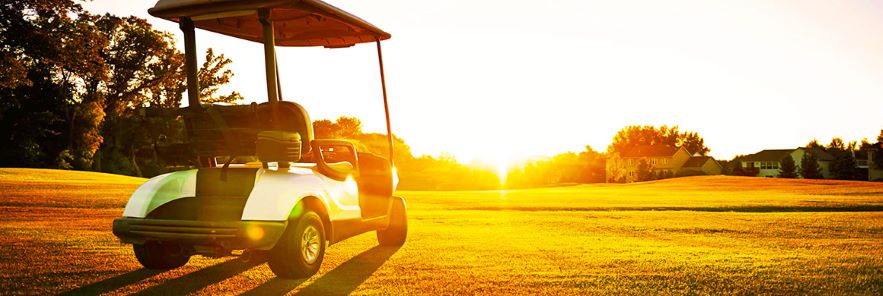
301, 225, 321, 264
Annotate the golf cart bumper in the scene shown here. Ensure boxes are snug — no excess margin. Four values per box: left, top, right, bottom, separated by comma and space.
112, 218, 286, 250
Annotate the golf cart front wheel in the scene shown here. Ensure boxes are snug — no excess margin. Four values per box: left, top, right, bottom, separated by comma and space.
133, 242, 191, 269
268, 210, 326, 279
377, 196, 407, 246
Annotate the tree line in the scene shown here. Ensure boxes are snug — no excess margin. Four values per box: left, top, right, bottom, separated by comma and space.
0, 1, 240, 176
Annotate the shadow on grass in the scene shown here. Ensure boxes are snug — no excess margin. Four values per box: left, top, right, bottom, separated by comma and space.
241, 245, 400, 296
59, 269, 164, 295
129, 258, 265, 296
465, 205, 883, 212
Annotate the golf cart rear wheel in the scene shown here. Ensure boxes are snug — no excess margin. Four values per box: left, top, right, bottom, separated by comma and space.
268, 211, 326, 279
377, 197, 407, 246
133, 242, 190, 269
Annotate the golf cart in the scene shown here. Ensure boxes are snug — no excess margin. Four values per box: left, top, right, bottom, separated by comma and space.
112, 0, 406, 279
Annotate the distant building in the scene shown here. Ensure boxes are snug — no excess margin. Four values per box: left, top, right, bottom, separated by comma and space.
606, 145, 722, 182
681, 156, 722, 176
862, 142, 883, 181
739, 147, 834, 178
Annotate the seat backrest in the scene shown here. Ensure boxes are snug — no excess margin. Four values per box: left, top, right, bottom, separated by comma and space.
182, 101, 314, 161
255, 101, 313, 156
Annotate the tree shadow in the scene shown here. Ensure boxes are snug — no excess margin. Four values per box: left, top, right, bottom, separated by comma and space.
241, 245, 401, 296
59, 269, 165, 295
130, 257, 266, 296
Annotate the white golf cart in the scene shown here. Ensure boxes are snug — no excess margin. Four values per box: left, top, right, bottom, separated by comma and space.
112, 0, 406, 279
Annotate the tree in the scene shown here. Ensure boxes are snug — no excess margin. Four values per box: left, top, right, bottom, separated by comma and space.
608, 125, 709, 155
800, 150, 823, 179
313, 119, 338, 139
635, 160, 655, 182
312, 117, 362, 139
875, 130, 883, 170
826, 137, 858, 180
334, 117, 362, 139
197, 48, 243, 104
91, 15, 184, 174
806, 139, 824, 150
0, 0, 105, 168
830, 151, 858, 180
0, 2, 240, 175
577, 145, 606, 183
827, 138, 845, 151
778, 155, 798, 178
679, 132, 709, 156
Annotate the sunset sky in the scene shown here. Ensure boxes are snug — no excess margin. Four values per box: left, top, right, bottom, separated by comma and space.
84, 0, 883, 164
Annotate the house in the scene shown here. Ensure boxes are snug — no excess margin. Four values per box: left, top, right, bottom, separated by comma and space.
605, 145, 722, 182
740, 147, 833, 178
862, 143, 883, 181
681, 156, 722, 175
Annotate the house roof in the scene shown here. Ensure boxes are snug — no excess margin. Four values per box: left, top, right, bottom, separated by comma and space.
621, 145, 683, 158
856, 150, 869, 159
682, 156, 712, 168
741, 149, 793, 162
805, 147, 835, 161
741, 148, 834, 162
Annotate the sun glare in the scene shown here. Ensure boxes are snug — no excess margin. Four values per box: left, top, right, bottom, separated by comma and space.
496, 159, 509, 187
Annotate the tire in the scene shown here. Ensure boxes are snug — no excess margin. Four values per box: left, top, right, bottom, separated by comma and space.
133, 242, 190, 269
377, 197, 407, 246
268, 211, 326, 279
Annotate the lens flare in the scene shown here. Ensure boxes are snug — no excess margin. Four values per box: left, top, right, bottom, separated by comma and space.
344, 174, 359, 195
245, 225, 265, 241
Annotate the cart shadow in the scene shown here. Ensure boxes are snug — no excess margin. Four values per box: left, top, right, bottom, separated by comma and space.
241, 245, 401, 296
59, 245, 397, 295
63, 257, 266, 295
59, 269, 165, 295
130, 258, 266, 295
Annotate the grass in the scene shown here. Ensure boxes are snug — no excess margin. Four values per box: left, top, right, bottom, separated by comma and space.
0, 169, 881, 295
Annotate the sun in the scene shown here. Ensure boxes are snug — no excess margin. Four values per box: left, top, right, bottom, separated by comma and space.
496, 158, 509, 187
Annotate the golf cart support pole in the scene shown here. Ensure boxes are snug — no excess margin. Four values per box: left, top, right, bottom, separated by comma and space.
259, 9, 279, 103
275, 49, 283, 100
180, 17, 199, 109
376, 40, 394, 166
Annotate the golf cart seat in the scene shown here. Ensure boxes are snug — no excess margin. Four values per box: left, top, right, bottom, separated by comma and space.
184, 101, 313, 162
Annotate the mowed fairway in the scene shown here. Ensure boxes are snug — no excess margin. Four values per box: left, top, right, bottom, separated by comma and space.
1, 168, 882, 295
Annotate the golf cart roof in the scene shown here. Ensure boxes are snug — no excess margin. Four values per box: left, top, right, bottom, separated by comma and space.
149, 0, 390, 47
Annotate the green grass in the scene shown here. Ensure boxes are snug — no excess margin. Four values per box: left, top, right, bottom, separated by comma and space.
0, 169, 881, 295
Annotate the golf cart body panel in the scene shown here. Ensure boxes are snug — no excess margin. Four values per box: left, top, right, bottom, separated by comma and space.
120, 167, 362, 222
112, 218, 287, 251
122, 170, 198, 218
242, 167, 362, 221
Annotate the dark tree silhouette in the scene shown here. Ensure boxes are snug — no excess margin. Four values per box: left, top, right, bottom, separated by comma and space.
778, 155, 798, 178
800, 151, 824, 179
